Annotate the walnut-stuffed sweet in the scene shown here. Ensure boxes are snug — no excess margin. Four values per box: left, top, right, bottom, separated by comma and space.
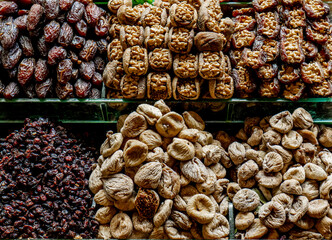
103, 60, 124, 90
306, 25, 328, 45
252, 0, 278, 12
144, 25, 169, 51
310, 79, 332, 97
278, 64, 301, 84
232, 67, 257, 97
259, 78, 280, 98
120, 74, 146, 99
302, 40, 318, 60
107, 39, 123, 61
117, 5, 140, 25
283, 80, 306, 101
169, 3, 197, 28
109, 15, 121, 39
303, 0, 329, 19
168, 27, 194, 54
233, 15, 256, 32
253, 36, 280, 62
140, 5, 167, 27
280, 26, 304, 65
119, 25, 144, 49
107, 0, 131, 14
149, 48, 172, 72
209, 74, 234, 99
123, 46, 148, 76
257, 63, 278, 80
194, 32, 227, 52
231, 30, 256, 49
172, 77, 201, 100
229, 49, 246, 68
199, 51, 225, 80
301, 62, 324, 84
147, 72, 172, 100
282, 7, 306, 29
173, 53, 199, 79
242, 48, 267, 69
256, 11, 280, 39
197, 0, 224, 33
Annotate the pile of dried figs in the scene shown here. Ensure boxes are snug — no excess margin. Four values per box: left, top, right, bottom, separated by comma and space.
91, 101, 332, 239
0, 0, 108, 99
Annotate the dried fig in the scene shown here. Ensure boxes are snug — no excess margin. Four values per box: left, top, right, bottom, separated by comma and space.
153, 199, 173, 227
186, 194, 216, 224
136, 104, 162, 125
271, 193, 293, 214
319, 175, 332, 200
228, 142, 246, 165
95, 206, 117, 224
158, 164, 181, 199
233, 189, 259, 212
315, 216, 332, 240
202, 145, 223, 166
288, 196, 309, 223
304, 163, 327, 181
139, 130, 162, 150
123, 140, 148, 167
94, 189, 114, 206
255, 170, 283, 188
103, 173, 134, 202
135, 188, 160, 218
280, 179, 302, 195
292, 108, 313, 129
263, 152, 284, 173
114, 192, 136, 211
235, 212, 255, 230
134, 162, 163, 189
282, 130, 303, 149
245, 219, 268, 239
259, 202, 286, 228
202, 213, 229, 239
210, 163, 227, 180
294, 143, 316, 164
238, 160, 259, 181
227, 182, 241, 200
89, 165, 103, 194
269, 111, 293, 134
302, 180, 320, 201
170, 210, 192, 230
100, 132, 123, 158
196, 168, 217, 195
132, 212, 153, 234
197, 131, 213, 146
319, 126, 332, 148
110, 212, 133, 239
121, 112, 148, 138
180, 157, 208, 183
164, 220, 193, 239
167, 138, 195, 161
156, 112, 185, 137
101, 150, 124, 177
307, 199, 329, 218
97, 225, 112, 239
183, 111, 205, 131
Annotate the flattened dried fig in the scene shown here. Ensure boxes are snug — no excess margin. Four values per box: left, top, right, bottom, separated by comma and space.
186, 194, 216, 224
233, 189, 259, 212
210, 163, 227, 179
263, 152, 283, 173
238, 160, 259, 181
139, 130, 162, 150
197, 131, 213, 146
154, 199, 173, 227
304, 163, 327, 181
134, 162, 163, 189
110, 212, 133, 239
227, 182, 241, 200
167, 138, 195, 161
228, 142, 246, 165
164, 220, 193, 239
270, 111, 293, 134
282, 130, 303, 149
101, 150, 124, 177
114, 192, 136, 211
95, 206, 117, 224
98, 225, 112, 239
183, 111, 205, 130
123, 140, 148, 167
319, 126, 332, 148
196, 168, 217, 195
194, 32, 226, 52
156, 112, 185, 137
247, 126, 263, 146
307, 199, 329, 218
121, 112, 148, 138
154, 99, 171, 115
202, 145, 223, 166
294, 143, 316, 164
315, 216, 332, 240
255, 170, 282, 188
288, 196, 309, 223
259, 202, 286, 228
302, 180, 319, 201
272, 193, 293, 214
137, 104, 162, 125
170, 210, 192, 230
180, 157, 208, 183
284, 164, 306, 183
94, 189, 114, 206
236, 212, 255, 230
149, 226, 168, 239
319, 175, 332, 200
267, 143, 293, 164
245, 218, 268, 239
132, 212, 153, 234
202, 213, 229, 239
89, 165, 103, 194
135, 188, 160, 218
280, 179, 302, 195
158, 164, 181, 199
103, 173, 134, 202
292, 108, 313, 129
100, 133, 123, 158
178, 129, 199, 142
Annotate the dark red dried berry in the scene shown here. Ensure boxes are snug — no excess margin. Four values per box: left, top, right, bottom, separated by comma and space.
18, 58, 35, 86
44, 20, 61, 43
57, 59, 73, 84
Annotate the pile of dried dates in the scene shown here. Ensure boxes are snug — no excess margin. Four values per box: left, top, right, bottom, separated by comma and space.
91, 101, 332, 239
0, 118, 99, 238
0, 0, 108, 99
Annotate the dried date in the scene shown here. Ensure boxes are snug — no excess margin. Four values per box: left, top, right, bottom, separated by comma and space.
242, 48, 267, 69
37, 36, 49, 57
57, 59, 73, 84
282, 7, 306, 29
59, 0, 74, 11
96, 39, 107, 55
71, 35, 86, 49
280, 27, 304, 65
75, 19, 88, 37
67, 1, 85, 24
75, 79, 92, 98
19, 35, 34, 57
0, 1, 18, 15
0, 17, 19, 50
44, 20, 61, 43
58, 22, 74, 47
18, 58, 35, 86
233, 15, 256, 32
95, 16, 109, 37
232, 67, 257, 96
302, 41, 318, 59
303, 0, 329, 19
4, 81, 20, 99
301, 62, 324, 84
45, 0, 60, 20
56, 82, 74, 99
94, 56, 105, 73
252, 0, 278, 12
79, 40, 97, 62
257, 63, 278, 80
2, 43, 22, 70
231, 30, 256, 49
27, 4, 44, 31
23, 82, 36, 98
310, 79, 332, 97
92, 72, 103, 86
252, 36, 279, 62
35, 78, 53, 98
85, 3, 101, 26
259, 78, 280, 98
90, 88, 101, 99
306, 25, 328, 45
14, 15, 28, 31
7, 67, 17, 79
34, 59, 49, 82
80, 61, 95, 81
48, 46, 67, 65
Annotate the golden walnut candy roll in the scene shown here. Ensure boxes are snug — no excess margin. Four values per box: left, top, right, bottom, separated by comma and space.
147, 72, 172, 100
173, 53, 199, 79
172, 77, 201, 100
120, 74, 146, 99
123, 46, 148, 76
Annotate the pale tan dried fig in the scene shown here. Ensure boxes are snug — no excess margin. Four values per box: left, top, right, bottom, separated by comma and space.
190, 221, 203, 240
263, 152, 283, 173
95, 206, 117, 224
135, 188, 160, 218
282, 130, 303, 149
238, 160, 259, 180
156, 112, 185, 137
219, 196, 229, 216
246, 149, 265, 167
97, 225, 112, 239
294, 214, 314, 230
154, 199, 173, 227
154, 99, 170, 115
183, 111, 205, 130
307, 199, 329, 218
134, 162, 163, 189
180, 174, 190, 187
319, 126, 332, 147
269, 111, 293, 133
259, 184, 272, 201
289, 229, 323, 239
202, 145, 223, 166
103, 173, 134, 202
319, 175, 332, 200
194, 142, 204, 160
271, 193, 293, 214
294, 143, 316, 164
280, 179, 302, 195
304, 163, 328, 181
164, 220, 193, 239
132, 212, 153, 234
100, 133, 124, 158
170, 210, 192, 230
213, 179, 229, 203
196, 168, 217, 195
121, 112, 148, 138
315, 216, 332, 240
247, 127, 263, 146
259, 202, 286, 228
181, 185, 199, 202
288, 196, 309, 223
149, 226, 168, 239
128, 229, 149, 239
178, 128, 199, 142
302, 180, 320, 201
220, 147, 233, 168
202, 213, 229, 239
227, 182, 241, 200
262, 129, 282, 145
245, 219, 268, 239
146, 147, 164, 163
94, 189, 114, 206
318, 149, 332, 174
124, 165, 141, 180
186, 194, 216, 224
101, 150, 124, 177
167, 138, 195, 161
180, 157, 208, 183
235, 212, 255, 230
283, 164, 305, 183
255, 170, 283, 188
278, 221, 294, 233
110, 212, 133, 239
89, 165, 103, 194
197, 131, 213, 146
292, 108, 313, 129
123, 140, 148, 167
139, 130, 162, 150
210, 163, 227, 179
297, 129, 318, 145
228, 142, 246, 165
233, 189, 259, 212
136, 104, 162, 125
117, 114, 128, 133
114, 191, 136, 211
158, 164, 181, 199
267, 143, 293, 164
238, 177, 256, 188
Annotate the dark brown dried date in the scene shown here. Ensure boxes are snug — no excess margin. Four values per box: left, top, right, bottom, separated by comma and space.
232, 8, 255, 17
89, 87, 101, 99
96, 39, 107, 55
233, 15, 256, 32
2, 44, 22, 70
27, 4, 44, 32
19, 35, 34, 57
283, 80, 306, 101
91, 72, 102, 86
57, 59, 73, 84
281, 7, 306, 29
71, 35, 85, 49
23, 83, 36, 98
242, 48, 267, 69
14, 15, 28, 31
72, 68, 79, 80
232, 67, 257, 96
7, 67, 17, 79
44, 20, 61, 43
67, 1, 85, 24
306, 25, 328, 45
280, 26, 305, 65
95, 16, 109, 37
75, 79, 91, 98
0, 1, 18, 15
80, 61, 95, 81
18, 58, 35, 86
35, 78, 53, 98
45, 0, 60, 20
94, 56, 105, 73
79, 40, 97, 61
37, 36, 49, 57
58, 22, 74, 47
85, 3, 101, 26
303, 0, 329, 19
67, 50, 79, 64
0, 17, 19, 50
35, 59, 49, 82
48, 46, 67, 65
231, 30, 256, 49
59, 0, 74, 11
56, 82, 74, 99
4, 81, 20, 99
75, 19, 87, 37
301, 62, 324, 84
302, 41, 318, 59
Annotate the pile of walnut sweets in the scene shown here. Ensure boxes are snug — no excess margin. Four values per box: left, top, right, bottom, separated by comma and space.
89, 100, 332, 239
103, 0, 332, 101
